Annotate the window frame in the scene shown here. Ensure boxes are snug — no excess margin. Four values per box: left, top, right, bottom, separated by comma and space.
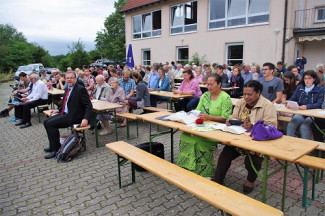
170, 1, 197, 35
132, 9, 162, 40
176, 46, 189, 64
315, 7, 325, 23
208, 0, 269, 31
225, 43, 244, 66
142, 49, 151, 66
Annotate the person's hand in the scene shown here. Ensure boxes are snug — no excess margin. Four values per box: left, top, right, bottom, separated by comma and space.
281, 100, 287, 105
179, 91, 183, 95
172, 90, 178, 94
21, 98, 28, 102
13, 90, 18, 95
148, 88, 153, 92
298, 105, 307, 110
226, 119, 231, 126
242, 120, 253, 130
80, 119, 88, 127
50, 109, 59, 116
198, 113, 210, 121
286, 104, 291, 109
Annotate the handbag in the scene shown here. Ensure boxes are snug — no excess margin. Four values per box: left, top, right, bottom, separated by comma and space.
247, 120, 283, 141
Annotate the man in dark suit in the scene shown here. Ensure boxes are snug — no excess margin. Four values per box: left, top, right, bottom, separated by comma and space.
43, 71, 93, 159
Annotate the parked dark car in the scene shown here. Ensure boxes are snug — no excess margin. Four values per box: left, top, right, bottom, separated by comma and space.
44, 67, 56, 74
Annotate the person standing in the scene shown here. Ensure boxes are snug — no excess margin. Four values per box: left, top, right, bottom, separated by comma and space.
295, 53, 307, 76
258, 62, 284, 103
43, 71, 93, 159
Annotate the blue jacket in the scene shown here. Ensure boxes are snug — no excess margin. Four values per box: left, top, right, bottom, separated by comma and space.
289, 85, 324, 109
153, 76, 170, 91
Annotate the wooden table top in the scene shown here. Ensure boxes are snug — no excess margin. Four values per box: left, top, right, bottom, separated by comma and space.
275, 105, 325, 119
184, 126, 319, 162
149, 91, 193, 99
91, 100, 123, 112
140, 111, 319, 162
48, 88, 65, 95
137, 111, 185, 129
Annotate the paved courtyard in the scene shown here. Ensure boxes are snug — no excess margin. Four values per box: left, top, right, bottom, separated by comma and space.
0, 81, 324, 216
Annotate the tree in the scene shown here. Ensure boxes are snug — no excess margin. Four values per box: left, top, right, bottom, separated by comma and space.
0, 24, 56, 72
95, 0, 128, 61
59, 39, 90, 70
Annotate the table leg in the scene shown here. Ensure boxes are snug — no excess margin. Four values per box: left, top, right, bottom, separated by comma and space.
169, 99, 173, 110
114, 109, 118, 141
149, 122, 152, 153
94, 113, 99, 148
171, 128, 174, 163
262, 156, 269, 203
281, 161, 288, 212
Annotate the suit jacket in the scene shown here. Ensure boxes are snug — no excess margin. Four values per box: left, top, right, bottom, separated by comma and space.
59, 83, 93, 125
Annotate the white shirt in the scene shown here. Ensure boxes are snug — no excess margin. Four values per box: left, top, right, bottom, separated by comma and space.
95, 85, 102, 100
27, 80, 48, 101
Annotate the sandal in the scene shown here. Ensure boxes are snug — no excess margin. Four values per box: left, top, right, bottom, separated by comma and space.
117, 124, 126, 128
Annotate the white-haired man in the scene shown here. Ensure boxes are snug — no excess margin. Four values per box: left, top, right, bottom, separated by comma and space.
14, 73, 48, 128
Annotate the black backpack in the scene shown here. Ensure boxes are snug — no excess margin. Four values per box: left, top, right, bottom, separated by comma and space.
56, 131, 86, 162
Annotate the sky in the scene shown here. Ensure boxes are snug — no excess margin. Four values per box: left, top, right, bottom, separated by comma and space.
0, 0, 116, 55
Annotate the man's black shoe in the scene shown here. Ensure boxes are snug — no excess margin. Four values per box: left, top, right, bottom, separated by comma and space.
15, 121, 25, 126
20, 122, 32, 129
44, 151, 57, 159
44, 147, 52, 152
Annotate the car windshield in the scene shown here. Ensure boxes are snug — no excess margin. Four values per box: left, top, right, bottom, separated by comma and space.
19, 66, 33, 71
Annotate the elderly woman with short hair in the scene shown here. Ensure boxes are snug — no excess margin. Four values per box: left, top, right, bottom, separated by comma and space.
93, 75, 112, 135
109, 77, 128, 127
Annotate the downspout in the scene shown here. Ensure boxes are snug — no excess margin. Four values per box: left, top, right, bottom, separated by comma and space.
281, 0, 288, 63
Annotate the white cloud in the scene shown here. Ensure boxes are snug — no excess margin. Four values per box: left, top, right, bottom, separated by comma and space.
0, 0, 116, 54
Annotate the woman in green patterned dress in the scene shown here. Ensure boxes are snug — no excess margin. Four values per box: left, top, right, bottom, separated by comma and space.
177, 74, 233, 177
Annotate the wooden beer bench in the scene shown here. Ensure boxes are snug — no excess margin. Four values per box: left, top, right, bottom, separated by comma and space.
106, 141, 283, 216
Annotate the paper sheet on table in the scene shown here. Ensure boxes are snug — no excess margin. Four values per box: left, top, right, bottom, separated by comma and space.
286, 100, 299, 109
318, 110, 325, 115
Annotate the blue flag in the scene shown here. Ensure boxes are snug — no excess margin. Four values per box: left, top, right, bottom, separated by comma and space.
127, 44, 135, 68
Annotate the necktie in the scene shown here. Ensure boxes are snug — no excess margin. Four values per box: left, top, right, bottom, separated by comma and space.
61, 88, 71, 115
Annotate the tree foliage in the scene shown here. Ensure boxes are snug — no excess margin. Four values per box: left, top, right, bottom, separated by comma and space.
0, 24, 55, 73
58, 39, 90, 71
95, 0, 127, 61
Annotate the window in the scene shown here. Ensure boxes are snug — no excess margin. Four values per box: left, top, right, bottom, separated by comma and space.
133, 10, 161, 39
209, 0, 269, 30
226, 43, 243, 66
177, 47, 189, 64
171, 1, 197, 34
316, 7, 325, 22
142, 49, 151, 66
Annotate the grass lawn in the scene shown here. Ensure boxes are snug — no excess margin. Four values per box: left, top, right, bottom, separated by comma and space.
0, 73, 14, 80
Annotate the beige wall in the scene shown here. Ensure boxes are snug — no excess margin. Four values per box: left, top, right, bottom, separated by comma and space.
124, 0, 322, 68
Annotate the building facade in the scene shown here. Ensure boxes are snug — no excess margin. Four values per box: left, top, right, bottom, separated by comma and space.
121, 0, 325, 70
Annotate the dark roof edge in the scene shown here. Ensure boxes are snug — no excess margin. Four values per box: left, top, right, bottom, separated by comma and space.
120, 0, 165, 14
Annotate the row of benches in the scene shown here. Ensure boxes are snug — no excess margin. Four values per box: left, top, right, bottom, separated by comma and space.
41, 103, 324, 213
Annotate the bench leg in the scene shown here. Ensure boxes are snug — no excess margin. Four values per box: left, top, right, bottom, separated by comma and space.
117, 155, 135, 188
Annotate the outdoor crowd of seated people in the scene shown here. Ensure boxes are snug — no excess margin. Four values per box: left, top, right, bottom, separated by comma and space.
1, 59, 324, 193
